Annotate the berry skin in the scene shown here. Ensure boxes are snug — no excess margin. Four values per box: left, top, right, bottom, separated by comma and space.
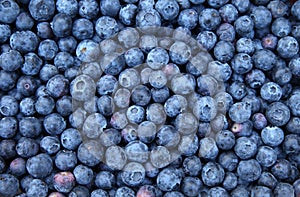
78, 0, 99, 19
22, 52, 43, 76
0, 173, 19, 197
10, 30, 39, 54
0, 0, 20, 24
196, 31, 217, 51
237, 159, 262, 182
119, 4, 138, 26
219, 4, 238, 23
100, 0, 120, 17
15, 12, 34, 31
291, 0, 300, 20
38, 39, 58, 61
201, 162, 225, 187
53, 172, 76, 193
266, 101, 290, 126
198, 137, 219, 160
234, 137, 257, 159
0, 49, 23, 71
95, 16, 119, 39
26, 179, 48, 197
156, 167, 182, 192
56, 0, 78, 18
216, 23, 236, 42
213, 40, 235, 62
136, 9, 161, 28
215, 130, 235, 150
72, 18, 94, 40
199, 8, 221, 31
0, 95, 18, 116
16, 137, 39, 158
26, 153, 53, 178
250, 6, 272, 29
260, 82, 282, 102
228, 102, 252, 123
29, 0, 55, 21
277, 36, 299, 59
178, 9, 198, 30
155, 0, 179, 21
234, 15, 254, 36
95, 171, 116, 189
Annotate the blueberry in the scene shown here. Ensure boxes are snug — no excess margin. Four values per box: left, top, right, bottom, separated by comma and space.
78, 0, 99, 19
215, 130, 235, 150
100, 128, 121, 147
0, 95, 18, 116
223, 172, 238, 190
136, 9, 162, 28
40, 136, 61, 155
236, 37, 255, 54
119, 4, 138, 26
35, 95, 55, 115
121, 162, 145, 187
199, 8, 221, 31
22, 52, 43, 76
156, 167, 182, 192
91, 189, 109, 197
231, 53, 253, 74
230, 186, 250, 197
58, 36, 77, 53
138, 0, 155, 9
97, 75, 117, 96
233, 136, 257, 159
201, 162, 225, 187
271, 17, 291, 38
147, 103, 167, 125
131, 85, 151, 106
0, 173, 19, 197
53, 172, 76, 193
10, 30, 39, 54
147, 47, 169, 70
272, 159, 293, 180
288, 57, 300, 78
69, 185, 90, 197
118, 68, 141, 89
136, 121, 156, 143
237, 159, 262, 182
198, 137, 219, 160
115, 186, 135, 197
55, 150, 77, 171
266, 101, 290, 126
228, 81, 247, 100
29, 0, 55, 21
291, 0, 300, 20
26, 179, 48, 197
216, 23, 235, 42
100, 0, 120, 17
0, 117, 17, 138
245, 69, 266, 89
260, 82, 282, 102
95, 16, 119, 39
252, 113, 267, 130
219, 4, 238, 23
72, 18, 94, 40
178, 9, 198, 30
258, 171, 278, 189
77, 140, 104, 167
255, 146, 277, 168
101, 53, 125, 75
213, 41, 235, 62
234, 15, 254, 36
15, 12, 34, 30
0, 49, 23, 71
261, 126, 284, 146
71, 74, 96, 101
56, 0, 78, 17
150, 146, 171, 168
105, 146, 127, 170
277, 36, 299, 59
95, 171, 115, 189
151, 86, 170, 103
0, 0, 20, 24
251, 6, 272, 29
26, 153, 53, 178
155, 0, 179, 21
0, 24, 11, 43
178, 134, 199, 156
272, 66, 292, 86
38, 39, 59, 61
16, 137, 39, 158
229, 102, 252, 123
196, 31, 217, 51
156, 125, 180, 148
0, 70, 18, 92
181, 176, 202, 196
36, 22, 53, 39
250, 186, 272, 197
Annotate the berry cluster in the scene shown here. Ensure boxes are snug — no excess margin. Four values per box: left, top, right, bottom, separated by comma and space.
0, 0, 300, 196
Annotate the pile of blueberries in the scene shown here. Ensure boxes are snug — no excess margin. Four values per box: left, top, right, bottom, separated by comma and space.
1, 0, 300, 196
